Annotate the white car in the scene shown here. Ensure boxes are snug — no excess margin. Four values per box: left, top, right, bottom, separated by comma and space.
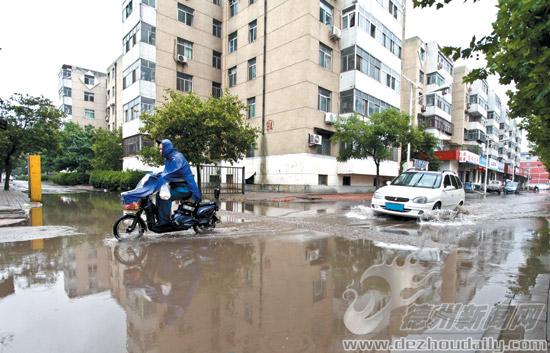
371, 170, 465, 218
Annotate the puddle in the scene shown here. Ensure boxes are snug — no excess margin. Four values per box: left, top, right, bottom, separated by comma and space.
0, 192, 548, 352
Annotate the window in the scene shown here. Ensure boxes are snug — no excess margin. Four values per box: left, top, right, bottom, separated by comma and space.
177, 3, 194, 26
123, 24, 139, 53
123, 1, 133, 21
212, 82, 222, 98
319, 42, 332, 70
85, 109, 95, 119
370, 23, 376, 37
213, 0, 221, 5
319, 0, 333, 26
248, 58, 256, 80
386, 74, 396, 90
388, 0, 398, 19
177, 38, 193, 59
318, 174, 328, 185
249, 0, 256, 4
228, 31, 237, 53
84, 92, 95, 102
142, 0, 155, 7
62, 69, 72, 79
141, 22, 156, 45
318, 87, 331, 112
229, 0, 238, 17
124, 97, 140, 122
176, 72, 193, 92
212, 51, 221, 69
343, 176, 351, 186
228, 66, 237, 87
248, 20, 257, 43
213, 19, 222, 37
247, 97, 256, 118
62, 87, 72, 97
63, 105, 72, 115
141, 59, 155, 82
419, 70, 424, 84
443, 175, 454, 189
123, 135, 149, 156
427, 72, 445, 86
123, 60, 140, 89
84, 74, 95, 85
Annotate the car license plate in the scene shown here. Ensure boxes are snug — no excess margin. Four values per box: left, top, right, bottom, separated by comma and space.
385, 202, 404, 211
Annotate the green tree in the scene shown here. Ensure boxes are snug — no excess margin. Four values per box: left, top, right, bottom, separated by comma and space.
0, 94, 62, 190
332, 109, 411, 187
138, 91, 258, 167
413, 0, 550, 167
92, 128, 123, 171
403, 126, 442, 171
54, 122, 95, 173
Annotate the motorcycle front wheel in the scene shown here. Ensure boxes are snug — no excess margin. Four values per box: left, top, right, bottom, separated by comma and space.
113, 214, 146, 241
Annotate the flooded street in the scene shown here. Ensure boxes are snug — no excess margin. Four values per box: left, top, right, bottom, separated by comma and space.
0, 192, 549, 352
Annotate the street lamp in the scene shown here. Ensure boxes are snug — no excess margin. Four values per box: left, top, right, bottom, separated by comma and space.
401, 74, 450, 169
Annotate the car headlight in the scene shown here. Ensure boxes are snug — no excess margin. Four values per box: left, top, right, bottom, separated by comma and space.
412, 196, 428, 204
373, 191, 382, 199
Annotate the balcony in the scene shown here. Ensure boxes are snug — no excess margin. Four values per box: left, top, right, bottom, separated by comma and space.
467, 120, 486, 134
419, 115, 453, 136
467, 103, 487, 118
465, 129, 486, 143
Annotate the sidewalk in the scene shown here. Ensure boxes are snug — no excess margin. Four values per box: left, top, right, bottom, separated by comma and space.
221, 191, 374, 203
0, 189, 30, 227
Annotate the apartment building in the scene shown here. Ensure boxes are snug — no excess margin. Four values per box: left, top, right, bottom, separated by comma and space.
117, 0, 404, 188
119, 0, 223, 169
434, 64, 525, 184
58, 65, 108, 129
401, 37, 454, 148
106, 56, 124, 131
225, 0, 404, 187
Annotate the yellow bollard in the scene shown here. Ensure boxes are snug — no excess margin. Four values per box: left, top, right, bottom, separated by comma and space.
28, 155, 42, 202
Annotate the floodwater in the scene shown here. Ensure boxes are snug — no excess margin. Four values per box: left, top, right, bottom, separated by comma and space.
0, 192, 549, 352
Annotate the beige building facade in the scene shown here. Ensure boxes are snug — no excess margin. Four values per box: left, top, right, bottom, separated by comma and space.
106, 56, 124, 131
58, 65, 108, 129
119, 0, 404, 188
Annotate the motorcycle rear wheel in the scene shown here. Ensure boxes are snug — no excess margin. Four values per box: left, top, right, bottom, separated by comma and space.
113, 214, 145, 241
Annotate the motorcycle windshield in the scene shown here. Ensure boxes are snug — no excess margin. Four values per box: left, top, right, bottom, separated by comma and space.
121, 174, 163, 204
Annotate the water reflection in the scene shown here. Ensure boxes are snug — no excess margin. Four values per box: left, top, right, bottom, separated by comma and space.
0, 194, 549, 352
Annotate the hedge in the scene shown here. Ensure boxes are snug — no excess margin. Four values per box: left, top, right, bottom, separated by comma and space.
52, 172, 90, 186
89, 170, 148, 191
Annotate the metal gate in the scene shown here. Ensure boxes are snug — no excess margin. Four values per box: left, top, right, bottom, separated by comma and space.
196, 165, 245, 195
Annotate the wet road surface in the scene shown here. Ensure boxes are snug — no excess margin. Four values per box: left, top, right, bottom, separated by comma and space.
0, 192, 549, 352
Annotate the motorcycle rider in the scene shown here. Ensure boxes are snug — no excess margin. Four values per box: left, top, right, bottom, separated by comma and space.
155, 139, 201, 226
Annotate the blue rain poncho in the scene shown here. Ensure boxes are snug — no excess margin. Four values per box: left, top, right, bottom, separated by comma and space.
121, 139, 201, 204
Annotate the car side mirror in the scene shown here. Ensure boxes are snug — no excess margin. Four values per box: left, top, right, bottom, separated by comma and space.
386, 181, 391, 186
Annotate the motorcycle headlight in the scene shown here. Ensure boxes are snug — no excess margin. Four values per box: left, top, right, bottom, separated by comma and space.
373, 191, 382, 199
412, 196, 428, 204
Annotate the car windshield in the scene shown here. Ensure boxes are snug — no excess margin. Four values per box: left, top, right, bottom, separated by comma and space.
391, 172, 442, 189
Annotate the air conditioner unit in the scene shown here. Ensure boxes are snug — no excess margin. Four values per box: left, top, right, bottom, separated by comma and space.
466, 103, 471, 109
324, 112, 337, 124
420, 105, 426, 113
437, 63, 443, 70
175, 54, 189, 64
308, 133, 322, 146
330, 26, 341, 40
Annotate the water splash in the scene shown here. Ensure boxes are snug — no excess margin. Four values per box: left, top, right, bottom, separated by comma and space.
345, 205, 378, 220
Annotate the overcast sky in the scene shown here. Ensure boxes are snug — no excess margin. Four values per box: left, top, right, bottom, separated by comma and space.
0, 0, 507, 103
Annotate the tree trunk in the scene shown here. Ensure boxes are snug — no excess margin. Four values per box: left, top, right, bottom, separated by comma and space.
374, 160, 380, 188
3, 160, 11, 191
0, 166, 3, 185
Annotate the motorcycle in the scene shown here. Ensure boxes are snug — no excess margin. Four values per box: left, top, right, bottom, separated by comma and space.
113, 175, 220, 241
